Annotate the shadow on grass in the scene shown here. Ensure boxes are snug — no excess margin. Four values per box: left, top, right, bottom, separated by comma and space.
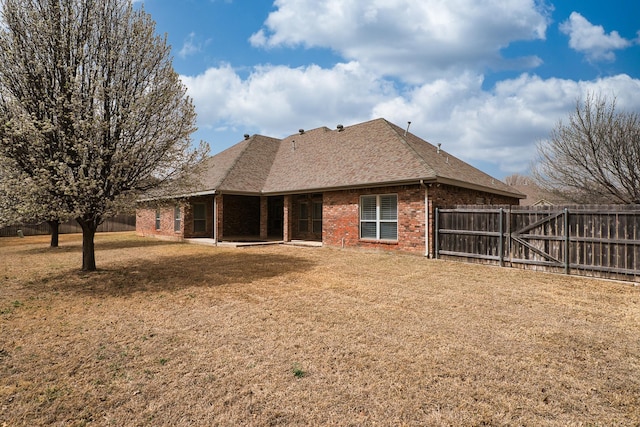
21, 235, 181, 255
38, 251, 316, 297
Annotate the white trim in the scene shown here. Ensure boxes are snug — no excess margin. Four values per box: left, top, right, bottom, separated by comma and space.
173, 205, 181, 233
359, 193, 398, 241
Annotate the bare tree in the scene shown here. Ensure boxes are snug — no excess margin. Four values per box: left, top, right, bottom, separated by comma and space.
0, 0, 207, 270
503, 173, 533, 186
533, 93, 640, 204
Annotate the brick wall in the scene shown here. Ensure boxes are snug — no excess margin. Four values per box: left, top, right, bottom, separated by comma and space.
136, 184, 520, 253
322, 183, 520, 256
283, 195, 292, 241
323, 185, 426, 254
183, 196, 214, 238
136, 204, 183, 241
137, 196, 217, 240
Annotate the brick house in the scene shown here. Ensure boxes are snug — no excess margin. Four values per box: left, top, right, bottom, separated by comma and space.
137, 118, 522, 256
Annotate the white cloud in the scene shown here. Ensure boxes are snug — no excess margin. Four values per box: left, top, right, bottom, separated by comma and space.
178, 32, 205, 58
250, 0, 551, 83
180, 1, 640, 179
181, 61, 396, 136
560, 12, 634, 62
376, 73, 640, 174
183, 63, 640, 177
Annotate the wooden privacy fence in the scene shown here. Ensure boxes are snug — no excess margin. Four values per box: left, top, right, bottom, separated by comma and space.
435, 205, 640, 283
0, 215, 136, 237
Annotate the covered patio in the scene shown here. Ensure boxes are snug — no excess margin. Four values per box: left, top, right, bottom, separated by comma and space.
185, 193, 322, 245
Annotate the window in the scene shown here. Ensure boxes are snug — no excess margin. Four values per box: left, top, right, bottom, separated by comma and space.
193, 203, 206, 233
174, 206, 181, 232
360, 194, 397, 240
155, 209, 161, 230
312, 201, 322, 233
298, 202, 309, 232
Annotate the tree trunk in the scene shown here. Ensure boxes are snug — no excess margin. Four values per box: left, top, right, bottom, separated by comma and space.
47, 219, 60, 248
77, 217, 99, 271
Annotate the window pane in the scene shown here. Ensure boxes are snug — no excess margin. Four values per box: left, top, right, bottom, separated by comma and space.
360, 196, 376, 221
299, 202, 309, 219
380, 195, 397, 220
361, 222, 376, 239
299, 202, 309, 232
174, 207, 181, 232
155, 209, 161, 230
380, 222, 397, 240
193, 204, 206, 220
194, 220, 206, 233
312, 202, 322, 220
193, 203, 206, 233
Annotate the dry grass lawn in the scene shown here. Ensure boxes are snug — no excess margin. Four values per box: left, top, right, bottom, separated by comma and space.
1, 232, 639, 426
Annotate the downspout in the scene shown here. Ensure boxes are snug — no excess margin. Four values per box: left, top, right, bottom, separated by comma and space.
420, 179, 429, 258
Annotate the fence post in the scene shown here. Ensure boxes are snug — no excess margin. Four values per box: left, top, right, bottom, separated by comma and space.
499, 208, 504, 267
434, 208, 440, 259
564, 208, 570, 274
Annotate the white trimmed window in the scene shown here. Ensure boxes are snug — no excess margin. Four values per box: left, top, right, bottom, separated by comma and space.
360, 194, 398, 240
174, 206, 181, 232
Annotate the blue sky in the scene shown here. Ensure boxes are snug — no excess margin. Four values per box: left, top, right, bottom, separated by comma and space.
135, 0, 640, 179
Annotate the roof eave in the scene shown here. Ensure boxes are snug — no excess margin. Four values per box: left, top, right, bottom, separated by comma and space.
434, 177, 525, 199
137, 189, 217, 202
262, 177, 523, 199
138, 177, 523, 201
261, 178, 435, 195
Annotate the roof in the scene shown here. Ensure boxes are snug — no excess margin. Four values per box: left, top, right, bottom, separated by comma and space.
509, 182, 569, 206
188, 118, 523, 199
195, 134, 281, 194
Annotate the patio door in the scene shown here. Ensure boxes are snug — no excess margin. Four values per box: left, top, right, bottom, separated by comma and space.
296, 194, 322, 241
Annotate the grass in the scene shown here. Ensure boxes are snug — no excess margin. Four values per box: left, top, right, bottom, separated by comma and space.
1, 231, 639, 426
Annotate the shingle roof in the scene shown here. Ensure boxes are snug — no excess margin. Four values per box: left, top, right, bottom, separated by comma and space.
191, 118, 522, 199
195, 134, 281, 194
509, 182, 568, 206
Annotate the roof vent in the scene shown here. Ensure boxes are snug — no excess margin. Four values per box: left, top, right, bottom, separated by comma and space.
337, 124, 344, 131
437, 143, 441, 154
299, 129, 304, 135
244, 134, 250, 140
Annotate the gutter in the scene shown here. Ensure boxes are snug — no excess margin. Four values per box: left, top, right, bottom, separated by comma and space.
137, 176, 523, 202
137, 189, 217, 203
434, 176, 525, 199
260, 178, 437, 196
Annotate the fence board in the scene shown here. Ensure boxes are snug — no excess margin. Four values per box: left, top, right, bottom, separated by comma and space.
0, 215, 136, 237
436, 205, 640, 283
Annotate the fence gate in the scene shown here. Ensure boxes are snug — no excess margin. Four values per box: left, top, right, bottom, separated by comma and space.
508, 208, 569, 273
435, 205, 640, 282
